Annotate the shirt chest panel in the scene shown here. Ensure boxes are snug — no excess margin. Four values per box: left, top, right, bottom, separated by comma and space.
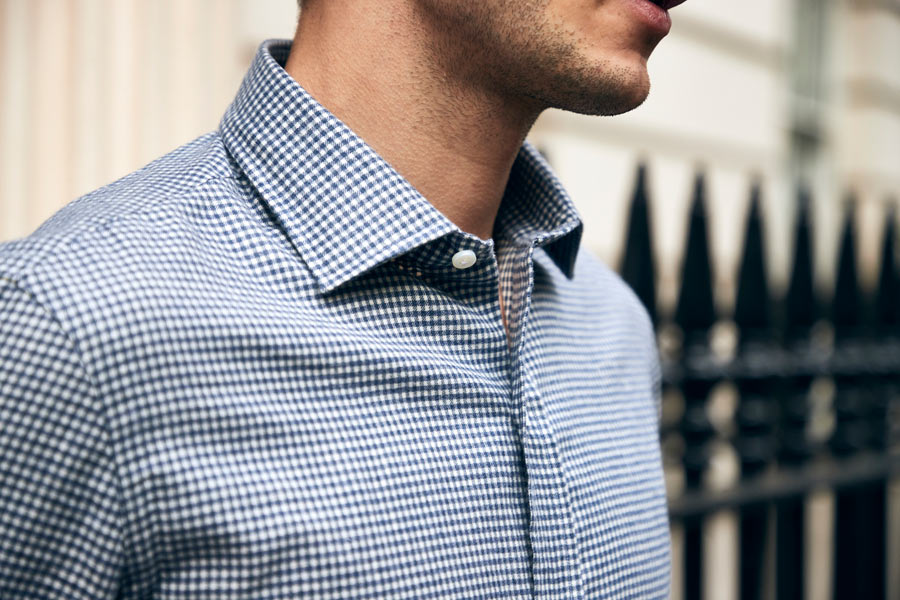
103, 275, 534, 599
522, 276, 671, 599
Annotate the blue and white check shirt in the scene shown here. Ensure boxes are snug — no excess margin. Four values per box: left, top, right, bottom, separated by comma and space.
0, 40, 670, 599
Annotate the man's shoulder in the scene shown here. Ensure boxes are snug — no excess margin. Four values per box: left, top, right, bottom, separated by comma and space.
535, 243, 657, 360
0, 132, 250, 322
3, 133, 239, 264
8, 134, 233, 257
566, 246, 654, 331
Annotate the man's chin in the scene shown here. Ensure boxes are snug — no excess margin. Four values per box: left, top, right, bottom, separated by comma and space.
554, 82, 651, 117
546, 62, 652, 116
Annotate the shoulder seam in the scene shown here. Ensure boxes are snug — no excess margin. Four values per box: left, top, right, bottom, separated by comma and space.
19, 170, 241, 273
0, 273, 129, 571
12, 133, 238, 268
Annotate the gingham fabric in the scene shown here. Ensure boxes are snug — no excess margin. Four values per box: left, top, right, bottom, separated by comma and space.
0, 40, 670, 599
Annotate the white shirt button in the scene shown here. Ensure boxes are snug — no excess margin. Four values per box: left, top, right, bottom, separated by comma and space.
451, 249, 477, 270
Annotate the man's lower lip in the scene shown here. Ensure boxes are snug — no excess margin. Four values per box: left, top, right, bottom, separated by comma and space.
627, 0, 672, 37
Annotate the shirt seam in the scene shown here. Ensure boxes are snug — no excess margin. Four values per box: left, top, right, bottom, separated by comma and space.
1, 150, 237, 274
0, 273, 128, 595
514, 246, 586, 600
0, 167, 253, 594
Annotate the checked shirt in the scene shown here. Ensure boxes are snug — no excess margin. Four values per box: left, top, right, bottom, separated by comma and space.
0, 40, 670, 599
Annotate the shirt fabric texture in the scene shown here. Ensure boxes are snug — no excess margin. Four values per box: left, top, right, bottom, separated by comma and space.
0, 40, 670, 599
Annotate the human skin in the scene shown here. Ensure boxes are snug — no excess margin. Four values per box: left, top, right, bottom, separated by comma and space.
285, 0, 678, 243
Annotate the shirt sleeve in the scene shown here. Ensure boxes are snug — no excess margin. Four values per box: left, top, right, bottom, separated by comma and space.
0, 276, 124, 599
632, 292, 663, 427
650, 338, 663, 426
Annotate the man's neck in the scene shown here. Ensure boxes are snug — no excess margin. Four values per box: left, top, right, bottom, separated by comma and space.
284, 2, 541, 241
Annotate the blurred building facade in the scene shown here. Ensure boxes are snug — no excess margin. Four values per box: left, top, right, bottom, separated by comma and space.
1, 1, 899, 599
0, 0, 297, 241
532, 0, 900, 314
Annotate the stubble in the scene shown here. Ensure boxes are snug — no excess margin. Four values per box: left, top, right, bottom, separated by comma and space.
411, 0, 651, 118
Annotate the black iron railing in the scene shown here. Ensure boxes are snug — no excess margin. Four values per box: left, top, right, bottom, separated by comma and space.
619, 164, 900, 600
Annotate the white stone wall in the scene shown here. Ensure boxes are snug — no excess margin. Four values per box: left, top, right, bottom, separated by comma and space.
0, 0, 297, 241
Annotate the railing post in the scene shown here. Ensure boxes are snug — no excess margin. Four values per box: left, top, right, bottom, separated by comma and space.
830, 198, 886, 600
776, 185, 817, 600
733, 183, 777, 600
675, 172, 717, 600
620, 162, 657, 325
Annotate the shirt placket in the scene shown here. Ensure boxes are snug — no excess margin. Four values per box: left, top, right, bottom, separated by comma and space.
499, 241, 584, 600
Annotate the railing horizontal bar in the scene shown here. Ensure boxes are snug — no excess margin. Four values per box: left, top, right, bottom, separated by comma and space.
662, 339, 900, 383
668, 453, 900, 519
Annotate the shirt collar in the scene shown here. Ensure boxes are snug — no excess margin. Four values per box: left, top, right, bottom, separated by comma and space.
219, 40, 583, 293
